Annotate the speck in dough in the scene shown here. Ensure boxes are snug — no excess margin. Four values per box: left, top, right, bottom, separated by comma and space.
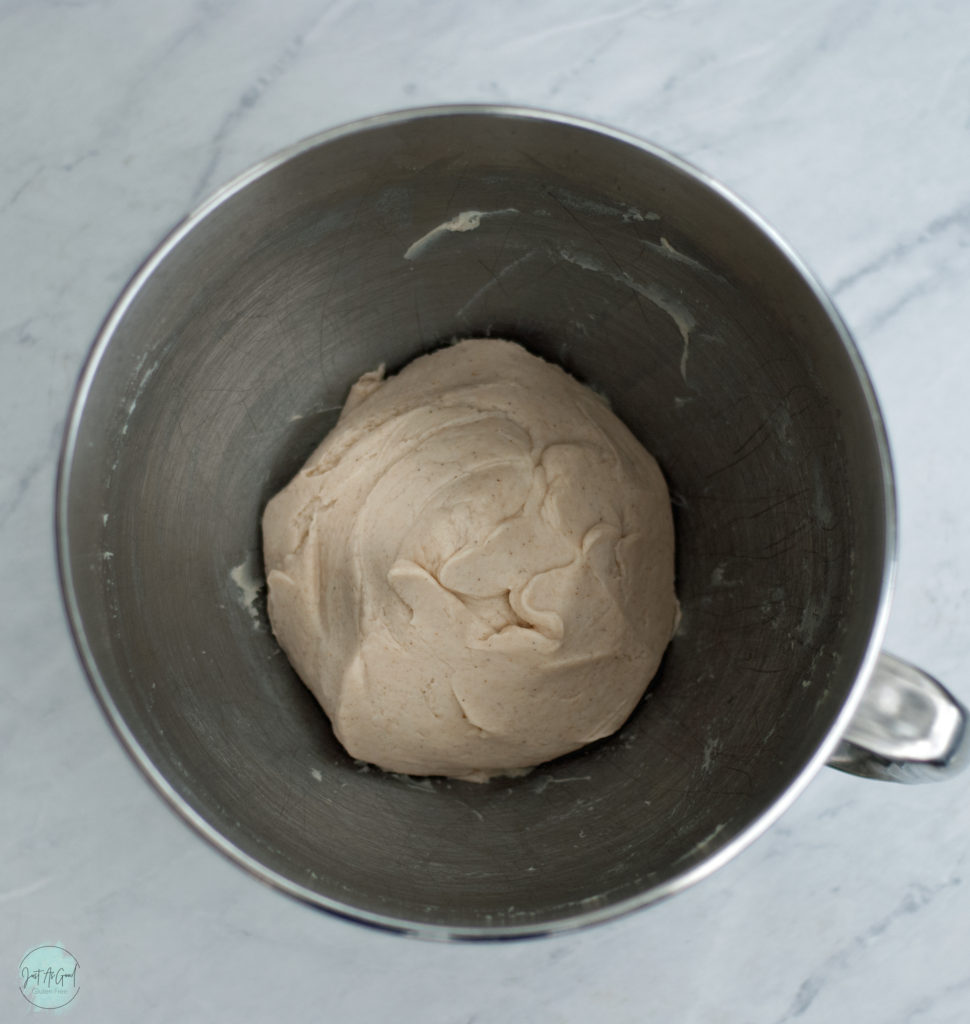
262, 339, 677, 781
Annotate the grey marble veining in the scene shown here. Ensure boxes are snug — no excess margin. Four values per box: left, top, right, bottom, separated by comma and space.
3, 1, 970, 1021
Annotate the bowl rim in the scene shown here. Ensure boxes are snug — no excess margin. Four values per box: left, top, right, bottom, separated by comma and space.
54, 102, 898, 941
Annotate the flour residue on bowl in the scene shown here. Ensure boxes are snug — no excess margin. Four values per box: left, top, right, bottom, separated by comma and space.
530, 773, 592, 795
121, 358, 160, 436
404, 208, 518, 260
641, 235, 719, 278
559, 246, 696, 381
230, 551, 265, 626
672, 822, 729, 866
543, 186, 659, 225
456, 250, 538, 320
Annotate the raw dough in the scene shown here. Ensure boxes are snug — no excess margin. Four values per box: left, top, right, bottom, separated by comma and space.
262, 339, 677, 781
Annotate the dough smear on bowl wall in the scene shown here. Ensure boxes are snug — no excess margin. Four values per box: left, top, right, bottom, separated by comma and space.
262, 338, 678, 781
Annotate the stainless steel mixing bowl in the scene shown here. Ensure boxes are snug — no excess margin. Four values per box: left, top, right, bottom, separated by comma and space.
57, 106, 967, 938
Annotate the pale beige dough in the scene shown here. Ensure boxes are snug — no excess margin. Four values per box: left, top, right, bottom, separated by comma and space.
263, 339, 677, 781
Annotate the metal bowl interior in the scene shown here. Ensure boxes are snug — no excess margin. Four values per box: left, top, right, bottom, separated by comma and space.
57, 106, 894, 938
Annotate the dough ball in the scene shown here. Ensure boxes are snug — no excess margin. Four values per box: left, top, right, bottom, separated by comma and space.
262, 339, 677, 781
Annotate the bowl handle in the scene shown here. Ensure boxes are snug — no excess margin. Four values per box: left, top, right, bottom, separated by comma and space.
828, 652, 968, 782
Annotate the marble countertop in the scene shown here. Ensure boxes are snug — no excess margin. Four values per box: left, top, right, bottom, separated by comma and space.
4, 1, 970, 1021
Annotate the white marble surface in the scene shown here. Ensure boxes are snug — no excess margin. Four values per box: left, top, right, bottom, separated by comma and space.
3, 1, 970, 1020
